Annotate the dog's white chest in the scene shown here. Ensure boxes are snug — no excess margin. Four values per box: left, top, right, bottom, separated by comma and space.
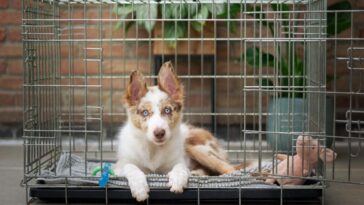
143, 148, 171, 172
117, 122, 187, 174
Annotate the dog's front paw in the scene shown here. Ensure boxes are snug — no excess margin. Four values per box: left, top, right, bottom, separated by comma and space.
168, 169, 189, 193
128, 176, 150, 201
168, 176, 185, 193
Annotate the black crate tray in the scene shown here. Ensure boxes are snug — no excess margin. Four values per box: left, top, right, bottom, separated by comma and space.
30, 185, 322, 204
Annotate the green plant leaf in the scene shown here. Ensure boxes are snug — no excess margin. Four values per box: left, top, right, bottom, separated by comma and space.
245, 47, 275, 68
135, 4, 158, 33
218, 3, 241, 18
294, 57, 304, 76
188, 3, 199, 17
279, 58, 289, 77
177, 4, 189, 19
113, 4, 134, 30
195, 5, 209, 25
191, 21, 203, 32
293, 57, 305, 87
279, 56, 304, 97
271, 4, 290, 19
206, 3, 225, 16
191, 5, 209, 32
162, 4, 175, 19
256, 78, 274, 88
217, 4, 241, 33
125, 21, 135, 33
114, 4, 134, 17
327, 1, 352, 36
162, 4, 189, 19
164, 22, 186, 48
229, 22, 237, 33
114, 20, 123, 30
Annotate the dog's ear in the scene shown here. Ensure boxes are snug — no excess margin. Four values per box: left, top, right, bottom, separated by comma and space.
125, 71, 147, 106
158, 61, 184, 104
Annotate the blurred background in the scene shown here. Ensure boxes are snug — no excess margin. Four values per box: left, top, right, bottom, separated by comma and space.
1, 0, 364, 140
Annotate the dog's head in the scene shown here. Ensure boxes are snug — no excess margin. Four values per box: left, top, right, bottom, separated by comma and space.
124, 61, 184, 145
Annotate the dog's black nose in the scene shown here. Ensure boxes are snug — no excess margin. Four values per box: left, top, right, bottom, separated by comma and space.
154, 128, 165, 139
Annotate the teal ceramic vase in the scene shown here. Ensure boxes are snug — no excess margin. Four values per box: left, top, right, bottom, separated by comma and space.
266, 97, 306, 154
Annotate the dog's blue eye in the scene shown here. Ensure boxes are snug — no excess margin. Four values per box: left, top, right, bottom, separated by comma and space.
164, 107, 171, 114
142, 110, 149, 117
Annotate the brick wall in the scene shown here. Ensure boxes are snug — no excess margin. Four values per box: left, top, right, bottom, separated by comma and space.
0, 0, 22, 134
1, 0, 364, 137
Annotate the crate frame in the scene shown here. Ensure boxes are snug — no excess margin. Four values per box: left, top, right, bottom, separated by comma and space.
22, 0, 364, 204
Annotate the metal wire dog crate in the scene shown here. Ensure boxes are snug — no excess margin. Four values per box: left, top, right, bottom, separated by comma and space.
22, 0, 363, 204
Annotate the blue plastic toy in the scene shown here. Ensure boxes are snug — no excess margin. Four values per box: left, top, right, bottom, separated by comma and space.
91, 163, 115, 188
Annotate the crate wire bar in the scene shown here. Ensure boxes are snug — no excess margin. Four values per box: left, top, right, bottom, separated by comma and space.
22, 0, 364, 204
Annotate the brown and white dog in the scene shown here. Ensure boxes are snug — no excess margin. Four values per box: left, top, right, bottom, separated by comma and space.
114, 61, 244, 201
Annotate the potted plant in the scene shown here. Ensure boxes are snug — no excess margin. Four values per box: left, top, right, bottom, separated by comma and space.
113, 2, 229, 55
244, 1, 351, 153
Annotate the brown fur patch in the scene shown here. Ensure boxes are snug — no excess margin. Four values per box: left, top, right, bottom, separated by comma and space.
128, 102, 153, 132
209, 141, 222, 154
186, 128, 226, 160
159, 99, 183, 129
186, 127, 252, 175
158, 61, 184, 105
185, 128, 213, 146
234, 161, 253, 170
189, 159, 214, 176
125, 71, 147, 107
185, 128, 234, 175
185, 144, 235, 175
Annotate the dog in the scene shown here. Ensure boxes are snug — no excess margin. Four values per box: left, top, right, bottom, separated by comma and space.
114, 61, 246, 201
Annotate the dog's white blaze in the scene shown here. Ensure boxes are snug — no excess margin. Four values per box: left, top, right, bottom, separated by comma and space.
141, 86, 171, 143
142, 86, 168, 105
